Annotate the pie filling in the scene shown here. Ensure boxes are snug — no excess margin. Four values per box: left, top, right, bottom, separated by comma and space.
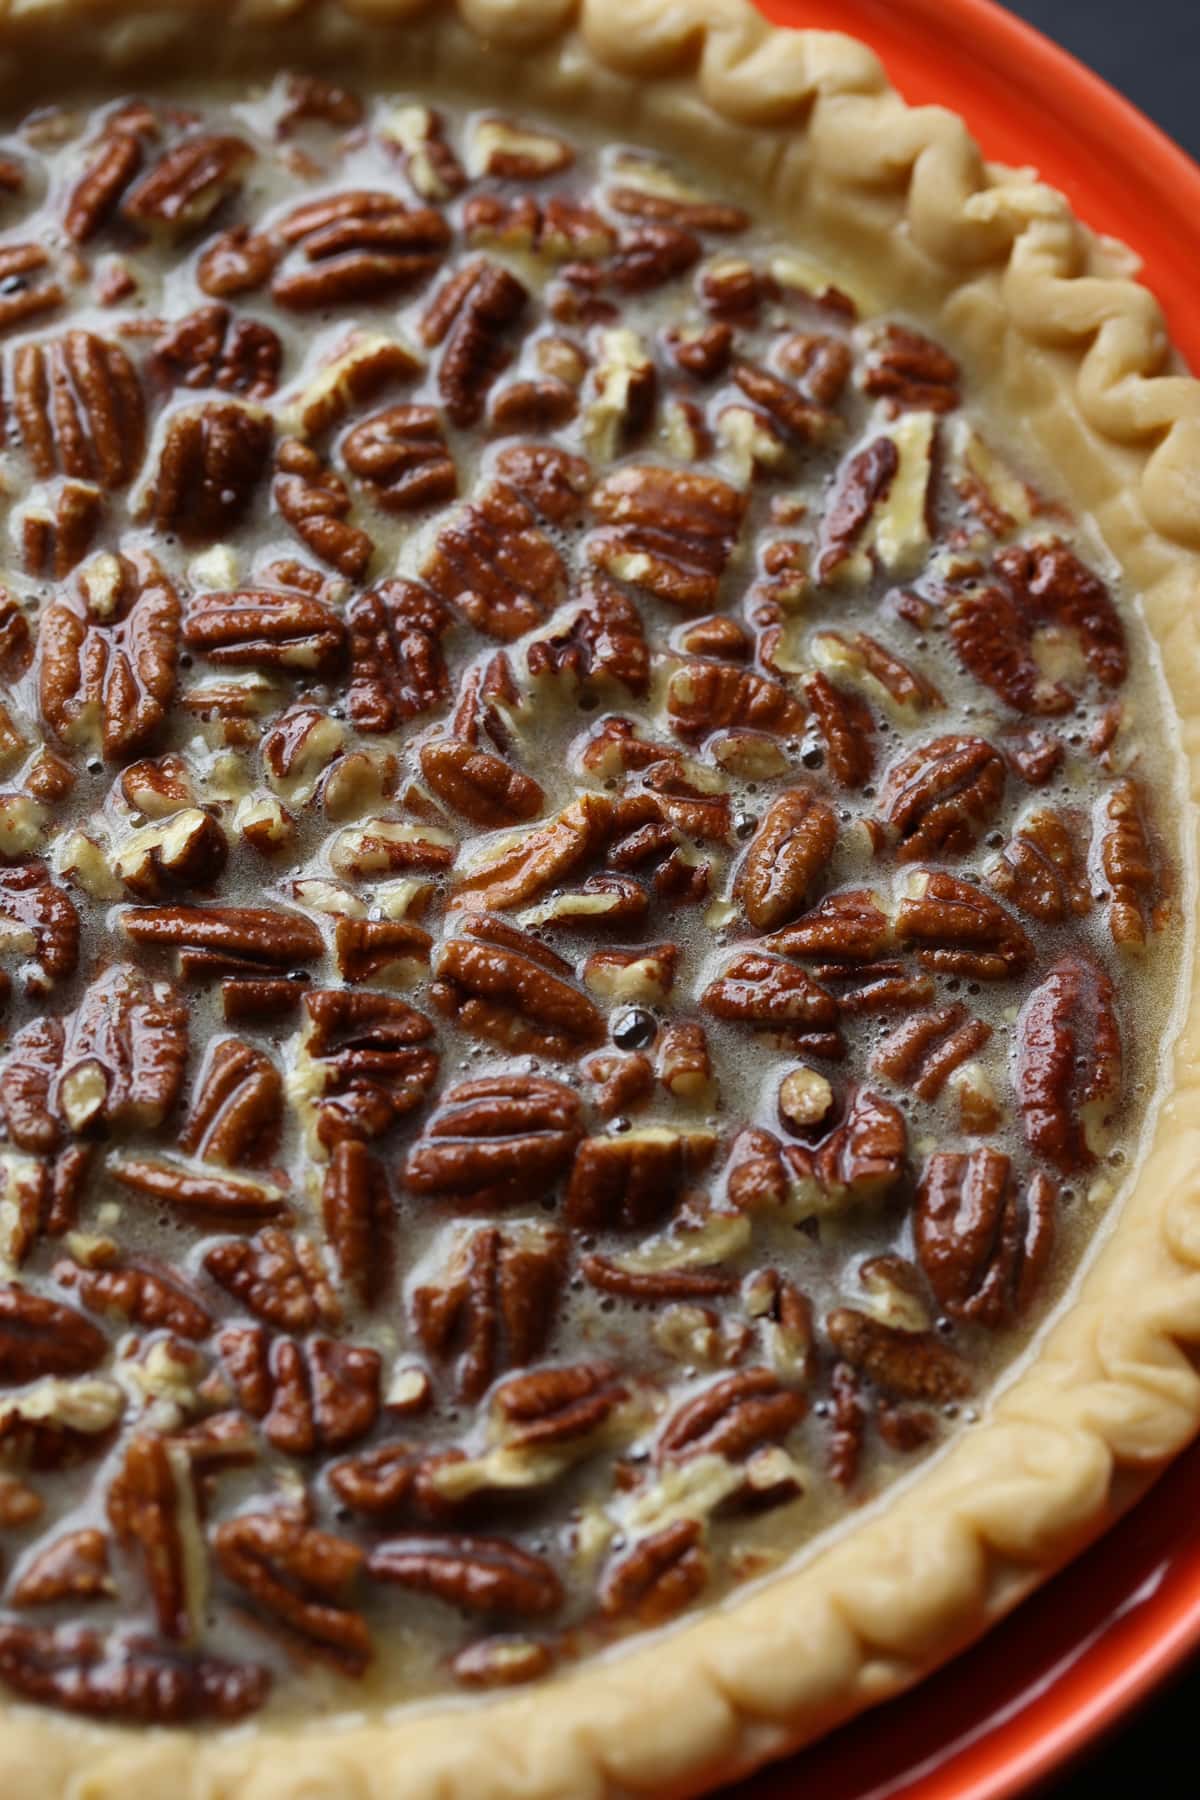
0, 71, 1177, 1723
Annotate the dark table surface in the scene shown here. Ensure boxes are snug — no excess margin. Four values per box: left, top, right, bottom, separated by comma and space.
977, 8, 1198, 1795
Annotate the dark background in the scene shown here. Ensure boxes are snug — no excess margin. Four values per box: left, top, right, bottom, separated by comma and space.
988, 7, 1197, 1794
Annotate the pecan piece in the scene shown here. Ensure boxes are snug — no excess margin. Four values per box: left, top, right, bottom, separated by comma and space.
407, 1075, 581, 1209
588, 465, 745, 612
879, 734, 1005, 860
423, 476, 566, 641
493, 1361, 627, 1450
109, 1156, 289, 1225
56, 1258, 211, 1341
0, 1624, 270, 1722
451, 798, 612, 912
412, 1223, 567, 1402
0, 1286, 107, 1381
121, 902, 324, 976
986, 808, 1091, 923
872, 1003, 992, 1100
12, 329, 144, 487
271, 190, 451, 310
1099, 778, 1163, 949
368, 1535, 563, 1618
420, 739, 544, 828
725, 1093, 907, 1216
327, 1442, 464, 1523
862, 323, 960, 413
53, 963, 187, 1137
39, 550, 179, 760
143, 401, 272, 540
825, 1308, 971, 1401
214, 1511, 369, 1673
451, 1637, 553, 1689
598, 1518, 708, 1626
107, 1435, 192, 1640
299, 988, 439, 1150
346, 579, 448, 731
383, 106, 466, 202
1015, 953, 1122, 1172
702, 951, 839, 1036
737, 788, 837, 930
218, 1330, 380, 1457
151, 303, 281, 399
422, 258, 528, 427
321, 1140, 393, 1307
204, 1228, 339, 1332
184, 578, 345, 675
334, 918, 433, 986
943, 581, 1070, 716
996, 539, 1127, 689
817, 436, 899, 579
565, 1129, 715, 1231
659, 1369, 806, 1463
667, 660, 806, 742
432, 919, 605, 1060
801, 670, 875, 790
122, 133, 252, 236
273, 439, 372, 579
896, 872, 1034, 980
916, 1149, 1056, 1328
527, 581, 649, 698
180, 1038, 282, 1167
9, 1528, 112, 1608
342, 403, 456, 511
0, 862, 80, 988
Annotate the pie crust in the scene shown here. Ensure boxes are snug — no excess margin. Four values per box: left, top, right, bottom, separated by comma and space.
0, 2, 1198, 1795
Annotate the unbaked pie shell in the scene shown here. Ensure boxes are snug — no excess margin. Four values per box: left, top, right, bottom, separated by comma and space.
1, 1, 1199, 1794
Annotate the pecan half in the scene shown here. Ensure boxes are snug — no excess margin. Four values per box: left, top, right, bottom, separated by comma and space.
737, 789, 837, 930
1099, 778, 1163, 949
0, 1624, 270, 1722
702, 951, 839, 1036
527, 582, 649, 698
180, 1038, 282, 1167
825, 1307, 971, 1401
39, 550, 180, 760
801, 671, 875, 789
407, 1075, 582, 1209
9, 1528, 113, 1608
321, 1140, 393, 1307
598, 1518, 708, 1625
270, 191, 450, 311
143, 401, 272, 540
0, 1286, 107, 1381
109, 1156, 290, 1225
896, 871, 1034, 979
47, 963, 187, 1139
996, 539, 1127, 689
451, 795, 611, 914
214, 1511, 369, 1673
204, 1228, 339, 1332
107, 1435, 192, 1640
422, 258, 528, 427
817, 436, 898, 579
184, 578, 345, 675
412, 1222, 567, 1402
862, 323, 960, 413
56, 1258, 211, 1341
65, 128, 144, 242
122, 133, 252, 236
12, 329, 144, 487
1015, 953, 1122, 1172
986, 808, 1091, 923
872, 1003, 991, 1101
879, 735, 1005, 860
658, 1368, 806, 1463
420, 739, 543, 828
121, 902, 324, 977
218, 1330, 380, 1457
423, 475, 566, 641
368, 1534, 563, 1617
150, 303, 281, 399
299, 987, 439, 1150
667, 659, 806, 743
493, 1361, 627, 1450
588, 465, 745, 612
565, 1129, 715, 1231
346, 579, 448, 731
916, 1149, 1056, 1327
273, 439, 372, 579
342, 403, 456, 511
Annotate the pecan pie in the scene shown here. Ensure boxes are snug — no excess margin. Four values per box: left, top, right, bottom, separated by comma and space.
0, 3, 1193, 1797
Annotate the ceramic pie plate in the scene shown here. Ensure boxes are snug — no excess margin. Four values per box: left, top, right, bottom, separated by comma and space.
0, 3, 1192, 1799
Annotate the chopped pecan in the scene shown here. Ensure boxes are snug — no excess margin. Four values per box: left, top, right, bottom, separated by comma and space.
0, 1623, 270, 1722
321, 1140, 393, 1307
582, 1050, 655, 1119
342, 403, 456, 511
407, 1075, 582, 1209
333, 918, 432, 986
811, 629, 942, 717
299, 988, 439, 1150
218, 1330, 380, 1457
451, 1637, 553, 1689
1004, 728, 1064, 787
598, 1518, 708, 1626
143, 400, 272, 540
107, 1435, 192, 1639
149, 303, 281, 400
205, 1228, 339, 1332
659, 1368, 805, 1463
800, 671, 875, 788
665, 320, 733, 381
828, 1361, 866, 1488
469, 117, 573, 180
817, 437, 899, 579
862, 323, 960, 413
744, 1269, 817, 1382
1099, 778, 1163, 949
420, 259, 528, 427
896, 871, 1034, 979
527, 582, 649, 698
995, 540, 1126, 689
0, 862, 79, 989
879, 735, 1005, 860
12, 329, 144, 488
0, 1286, 107, 1381
825, 1307, 971, 1401
214, 1511, 369, 1673
368, 1534, 563, 1617
39, 550, 179, 760
9, 1528, 112, 1607
180, 1038, 282, 1168
273, 439, 372, 579
278, 73, 364, 132
943, 581, 1069, 716
657, 1021, 715, 1104
420, 739, 543, 828
987, 807, 1091, 923
737, 789, 838, 930
1015, 953, 1121, 1172
56, 1258, 211, 1341
493, 1361, 627, 1450
123, 133, 252, 235
184, 577, 345, 676
587, 465, 745, 612
346, 579, 448, 731
383, 106, 466, 202
412, 1222, 567, 1402
915, 1149, 1056, 1327
270, 190, 450, 310
197, 225, 279, 298
702, 951, 838, 1036
667, 659, 806, 742
872, 1004, 991, 1101
777, 1066, 834, 1131
725, 1093, 906, 1216
112, 808, 229, 900
565, 1128, 715, 1231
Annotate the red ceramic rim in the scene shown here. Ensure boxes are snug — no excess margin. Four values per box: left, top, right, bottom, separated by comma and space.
720, 2, 1200, 1795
